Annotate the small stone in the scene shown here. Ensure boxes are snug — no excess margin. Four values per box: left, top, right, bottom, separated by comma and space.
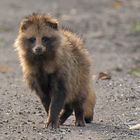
62, 131, 66, 135
3, 120, 8, 123
18, 131, 21, 134
19, 111, 23, 115
60, 135, 63, 140
4, 132, 8, 135
67, 129, 71, 132
79, 129, 83, 135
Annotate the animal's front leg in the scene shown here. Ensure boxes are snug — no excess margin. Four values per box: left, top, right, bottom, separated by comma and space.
46, 78, 66, 129
31, 79, 51, 114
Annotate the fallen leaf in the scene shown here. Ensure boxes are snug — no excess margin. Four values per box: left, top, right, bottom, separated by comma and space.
0, 65, 12, 73
113, 0, 123, 9
98, 72, 111, 80
130, 67, 140, 77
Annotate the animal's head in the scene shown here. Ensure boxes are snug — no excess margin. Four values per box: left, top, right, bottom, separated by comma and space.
15, 13, 63, 60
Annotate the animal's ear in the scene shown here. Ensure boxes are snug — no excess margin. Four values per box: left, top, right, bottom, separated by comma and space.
45, 18, 59, 30
20, 18, 33, 31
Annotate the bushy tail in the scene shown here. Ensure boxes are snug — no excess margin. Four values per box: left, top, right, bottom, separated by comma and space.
84, 88, 96, 123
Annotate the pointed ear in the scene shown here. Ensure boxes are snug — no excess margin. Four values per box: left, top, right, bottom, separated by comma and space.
46, 21, 58, 30
45, 18, 59, 30
20, 18, 33, 31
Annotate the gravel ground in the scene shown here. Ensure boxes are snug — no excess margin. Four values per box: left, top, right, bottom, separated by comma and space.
0, 0, 140, 140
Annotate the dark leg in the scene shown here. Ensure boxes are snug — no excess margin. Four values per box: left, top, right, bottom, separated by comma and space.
31, 78, 51, 114
74, 101, 85, 127
34, 83, 50, 114
36, 93, 51, 114
85, 117, 93, 123
59, 104, 73, 125
46, 77, 66, 129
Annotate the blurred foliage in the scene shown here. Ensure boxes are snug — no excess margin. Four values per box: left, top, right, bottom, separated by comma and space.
131, 21, 140, 33
130, 67, 140, 77
113, 0, 123, 9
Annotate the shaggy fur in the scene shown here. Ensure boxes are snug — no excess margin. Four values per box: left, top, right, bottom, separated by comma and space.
14, 13, 96, 128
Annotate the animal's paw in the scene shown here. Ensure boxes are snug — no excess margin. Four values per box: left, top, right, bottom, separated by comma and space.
75, 119, 85, 127
44, 117, 59, 129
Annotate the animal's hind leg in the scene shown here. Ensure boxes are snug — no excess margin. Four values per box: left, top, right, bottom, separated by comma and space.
59, 104, 73, 125
74, 101, 85, 127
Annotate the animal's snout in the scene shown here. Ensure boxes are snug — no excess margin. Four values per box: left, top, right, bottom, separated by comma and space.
35, 47, 42, 53
33, 46, 45, 55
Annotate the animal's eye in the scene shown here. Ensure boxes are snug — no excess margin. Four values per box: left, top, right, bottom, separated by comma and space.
42, 36, 51, 44
28, 37, 36, 44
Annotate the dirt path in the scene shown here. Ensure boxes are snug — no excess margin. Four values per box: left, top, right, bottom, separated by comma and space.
0, 0, 140, 140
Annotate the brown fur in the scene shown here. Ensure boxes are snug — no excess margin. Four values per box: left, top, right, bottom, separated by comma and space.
14, 13, 96, 128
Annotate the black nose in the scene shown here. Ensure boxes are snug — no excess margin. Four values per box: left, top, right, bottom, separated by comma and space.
35, 47, 42, 53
